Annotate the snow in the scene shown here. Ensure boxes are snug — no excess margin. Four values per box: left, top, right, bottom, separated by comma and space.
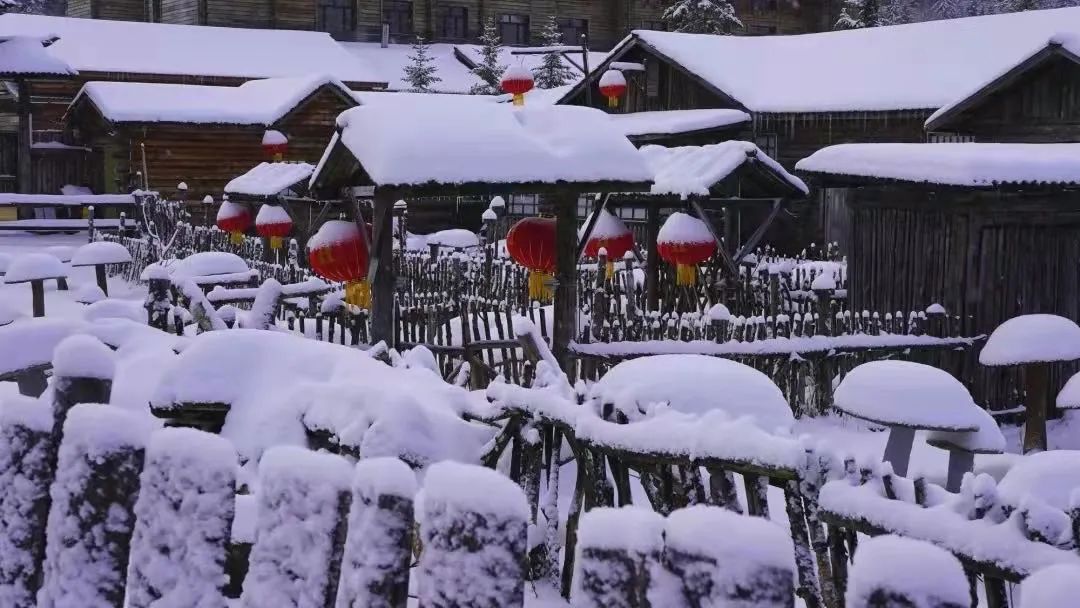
997, 450, 1080, 511
51, 334, 115, 380
0, 252, 9, 274
579, 209, 630, 241
621, 9, 1080, 113
422, 460, 529, 522
168, 251, 250, 280
307, 218, 362, 250
925, 407, 1006, 454
708, 303, 731, 321
353, 457, 417, 501
225, 162, 315, 197
69, 241, 131, 267
598, 68, 626, 90
846, 535, 968, 608
644, 141, 806, 198
0, 394, 51, 433
425, 228, 480, 249
797, 143, 1080, 188
73, 284, 105, 305
656, 212, 712, 245
980, 314, 1080, 365
0, 14, 380, 84
833, 361, 983, 431
2, 252, 67, 283
609, 108, 749, 138
810, 272, 836, 291
254, 203, 292, 227
74, 74, 355, 126
577, 506, 664, 554
587, 354, 794, 431
343, 41, 482, 93
327, 102, 653, 188
1057, 371, 1080, 410
43, 246, 73, 263
0, 36, 74, 77
261, 129, 287, 146
502, 63, 534, 86
1019, 564, 1080, 608
82, 299, 145, 324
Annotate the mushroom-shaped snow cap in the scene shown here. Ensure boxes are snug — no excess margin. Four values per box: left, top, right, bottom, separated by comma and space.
1057, 371, 1080, 410
1020, 564, 1080, 608
980, 314, 1080, 366
846, 536, 968, 608
997, 450, 1080, 511
170, 252, 249, 279
3, 253, 68, 284
834, 360, 981, 431
44, 245, 74, 263
71, 241, 133, 267
587, 354, 794, 431
925, 407, 1005, 454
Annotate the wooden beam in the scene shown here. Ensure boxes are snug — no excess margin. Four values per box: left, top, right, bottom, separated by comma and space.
369, 191, 396, 348
552, 192, 579, 374
575, 194, 608, 261
645, 204, 660, 312
734, 199, 783, 263
689, 198, 738, 278
16, 79, 32, 194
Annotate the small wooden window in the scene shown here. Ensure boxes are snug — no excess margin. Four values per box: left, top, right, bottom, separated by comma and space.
499, 14, 530, 45
318, 0, 356, 37
439, 5, 468, 40
384, 1, 413, 36
557, 18, 588, 45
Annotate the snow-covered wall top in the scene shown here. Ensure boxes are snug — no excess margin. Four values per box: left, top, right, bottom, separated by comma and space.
0, 14, 381, 84
624, 8, 1080, 113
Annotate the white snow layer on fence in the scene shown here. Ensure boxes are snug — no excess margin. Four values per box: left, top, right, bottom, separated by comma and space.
576, 506, 665, 554
997, 450, 1080, 512
51, 334, 116, 380
979, 314, 1080, 366
833, 360, 983, 431
666, 505, 794, 583
642, 142, 808, 197
846, 535, 969, 608
421, 461, 529, 523
1019, 563, 1080, 608
226, 162, 315, 196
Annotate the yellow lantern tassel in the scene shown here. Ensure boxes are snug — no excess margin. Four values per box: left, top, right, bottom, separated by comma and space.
607, 96, 618, 108
230, 231, 244, 245
676, 264, 696, 286
270, 236, 283, 250
513, 93, 525, 106
528, 271, 553, 302
345, 280, 371, 308
606, 260, 615, 279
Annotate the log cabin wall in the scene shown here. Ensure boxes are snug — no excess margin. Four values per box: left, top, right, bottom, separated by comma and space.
206, 0, 274, 28
754, 111, 931, 170
65, 0, 148, 20
161, 0, 199, 24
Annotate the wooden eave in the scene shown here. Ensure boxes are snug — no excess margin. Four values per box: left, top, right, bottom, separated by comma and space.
626, 121, 748, 144
798, 169, 1080, 192
272, 82, 359, 127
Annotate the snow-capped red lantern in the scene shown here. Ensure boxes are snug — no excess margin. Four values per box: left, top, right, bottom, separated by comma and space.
307, 219, 372, 307
657, 212, 716, 286
506, 216, 556, 301
216, 200, 251, 245
501, 64, 534, 107
262, 130, 288, 161
599, 69, 627, 109
581, 209, 634, 278
255, 204, 293, 250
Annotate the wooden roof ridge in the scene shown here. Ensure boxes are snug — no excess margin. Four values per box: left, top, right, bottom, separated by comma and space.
925, 39, 1080, 132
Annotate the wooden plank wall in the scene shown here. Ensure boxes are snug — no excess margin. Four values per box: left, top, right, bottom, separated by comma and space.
754, 111, 931, 170
65, 0, 92, 18
161, 0, 199, 24
207, 0, 272, 27
274, 0, 316, 29
67, 0, 147, 20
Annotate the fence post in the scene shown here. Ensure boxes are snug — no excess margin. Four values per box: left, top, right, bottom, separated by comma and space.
419, 461, 528, 608
845, 536, 968, 608
50, 335, 114, 445
145, 270, 172, 331
574, 506, 665, 608
336, 458, 417, 608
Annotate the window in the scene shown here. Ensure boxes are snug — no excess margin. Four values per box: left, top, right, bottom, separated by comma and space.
317, 0, 356, 37
928, 132, 976, 143
558, 18, 588, 46
499, 13, 530, 45
384, 1, 413, 36
438, 5, 468, 40
754, 133, 778, 158
509, 194, 539, 216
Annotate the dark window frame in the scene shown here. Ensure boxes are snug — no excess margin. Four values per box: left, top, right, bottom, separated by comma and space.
438, 4, 469, 41
557, 17, 588, 46
317, 0, 357, 37
498, 13, 530, 46
383, 0, 414, 36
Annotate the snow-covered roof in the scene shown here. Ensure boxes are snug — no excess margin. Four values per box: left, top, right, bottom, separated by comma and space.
225, 162, 315, 197
573, 8, 1080, 113
833, 360, 982, 431
316, 102, 653, 192
980, 314, 1080, 366
0, 14, 382, 85
0, 193, 135, 207
342, 41, 480, 93
72, 75, 356, 126
0, 35, 75, 77
609, 109, 750, 139
796, 143, 1080, 188
641, 141, 808, 198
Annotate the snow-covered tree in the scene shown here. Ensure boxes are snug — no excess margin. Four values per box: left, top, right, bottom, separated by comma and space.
931, 0, 972, 19
879, 0, 920, 25
532, 17, 575, 89
663, 0, 743, 35
835, 0, 867, 28
470, 18, 506, 95
403, 36, 442, 93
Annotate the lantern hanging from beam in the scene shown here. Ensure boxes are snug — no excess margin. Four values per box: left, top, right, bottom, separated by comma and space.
262, 130, 288, 161
507, 216, 556, 301
501, 64, 534, 107
657, 212, 716, 286
255, 204, 293, 250
581, 209, 634, 278
599, 69, 627, 109
307, 219, 372, 308
216, 200, 251, 245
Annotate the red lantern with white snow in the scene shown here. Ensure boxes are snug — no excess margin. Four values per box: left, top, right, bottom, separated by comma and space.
506, 216, 556, 301
307, 219, 372, 307
657, 212, 716, 286
255, 204, 293, 250
599, 69, 627, 109
216, 200, 252, 245
581, 209, 634, 277
262, 130, 288, 161
501, 64, 534, 107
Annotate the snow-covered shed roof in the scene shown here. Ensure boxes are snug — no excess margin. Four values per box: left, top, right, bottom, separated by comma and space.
311, 102, 654, 195
796, 143, 1080, 188
69, 75, 356, 126
561, 8, 1080, 113
609, 109, 750, 141
0, 14, 382, 86
0, 193, 134, 207
0, 35, 75, 77
225, 162, 316, 197
641, 141, 808, 198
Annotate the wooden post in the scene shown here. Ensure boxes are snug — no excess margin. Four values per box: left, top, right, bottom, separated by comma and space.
16, 79, 31, 194
145, 276, 171, 331
575, 507, 664, 608
15, 367, 48, 397
552, 192, 579, 374
31, 279, 45, 318
1022, 362, 1049, 453
784, 482, 824, 608
645, 204, 660, 312
95, 264, 109, 296
370, 192, 396, 348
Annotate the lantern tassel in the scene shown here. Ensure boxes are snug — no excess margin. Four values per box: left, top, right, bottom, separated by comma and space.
345, 280, 371, 309
513, 93, 525, 106
606, 260, 615, 279
230, 231, 244, 245
607, 96, 618, 109
528, 271, 553, 302
676, 264, 696, 286
270, 236, 283, 250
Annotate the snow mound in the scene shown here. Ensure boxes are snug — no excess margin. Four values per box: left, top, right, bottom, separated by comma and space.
980, 314, 1080, 365
0, 394, 52, 432
425, 229, 479, 249
70, 241, 132, 266
44, 245, 74, 263
83, 298, 145, 323
998, 450, 1080, 511
577, 506, 665, 554
1019, 564, 1080, 608
3, 253, 67, 283
422, 461, 529, 522
833, 361, 982, 431
666, 504, 793, 573
0, 252, 10, 274
169, 251, 250, 280
0, 300, 20, 326
73, 284, 106, 305
925, 406, 1005, 454
1057, 371, 1080, 409
353, 457, 417, 500
846, 535, 968, 608
52, 334, 115, 380
61, 402, 157, 457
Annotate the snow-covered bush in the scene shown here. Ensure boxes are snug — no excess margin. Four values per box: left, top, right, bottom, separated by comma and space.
574, 506, 665, 608
126, 428, 238, 608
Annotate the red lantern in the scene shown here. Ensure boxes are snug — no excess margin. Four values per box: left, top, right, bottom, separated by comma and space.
216, 200, 251, 245
255, 204, 293, 250
307, 219, 372, 308
506, 216, 556, 301
262, 130, 288, 161
599, 69, 627, 109
657, 212, 716, 286
581, 209, 634, 278
501, 64, 534, 107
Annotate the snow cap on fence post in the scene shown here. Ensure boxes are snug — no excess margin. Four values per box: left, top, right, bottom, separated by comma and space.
664, 505, 794, 607
50, 334, 115, 439
336, 457, 417, 608
1019, 563, 1080, 608
125, 427, 238, 608
240, 446, 352, 608
846, 535, 968, 608
37, 403, 156, 608
419, 461, 529, 608
573, 506, 665, 608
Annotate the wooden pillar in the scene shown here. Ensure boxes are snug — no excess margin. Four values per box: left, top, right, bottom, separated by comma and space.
645, 204, 660, 312
370, 191, 396, 348
1023, 362, 1049, 454
552, 191, 578, 374
16, 79, 31, 194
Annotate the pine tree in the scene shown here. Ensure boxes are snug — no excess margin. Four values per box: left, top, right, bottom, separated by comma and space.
403, 36, 442, 93
532, 17, 575, 89
470, 18, 506, 95
862, 0, 881, 26
879, 0, 920, 25
663, 0, 743, 35
931, 0, 971, 19
834, 0, 867, 29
